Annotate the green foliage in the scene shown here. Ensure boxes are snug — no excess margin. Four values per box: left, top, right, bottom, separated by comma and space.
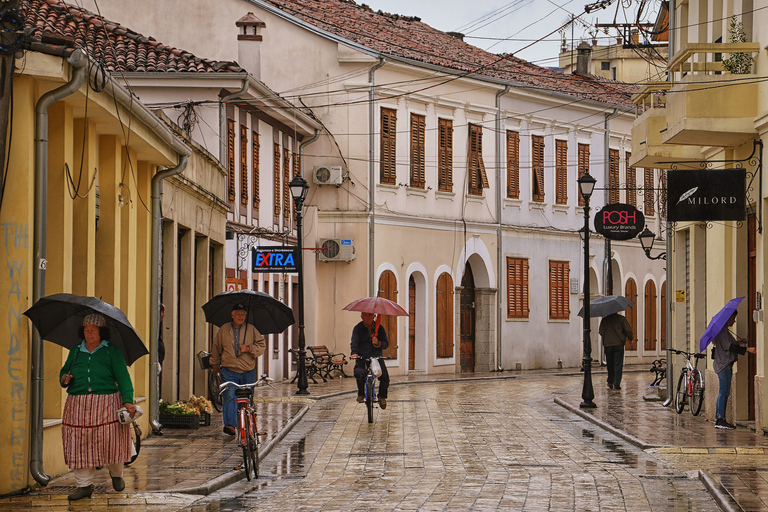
722, 15, 753, 74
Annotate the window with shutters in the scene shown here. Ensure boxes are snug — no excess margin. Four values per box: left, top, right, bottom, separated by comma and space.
609, 149, 619, 203
548, 261, 569, 320
507, 131, 519, 199
625, 279, 638, 350
378, 271, 399, 359
410, 113, 426, 188
436, 272, 454, 358
240, 125, 248, 208
555, 140, 567, 205
283, 147, 291, 220
532, 135, 545, 202
252, 130, 260, 211
438, 118, 453, 192
273, 143, 281, 217
644, 280, 657, 351
380, 107, 397, 185
578, 143, 589, 207
625, 152, 636, 207
468, 124, 489, 196
506, 257, 529, 319
227, 119, 235, 204
644, 168, 655, 216
660, 281, 667, 350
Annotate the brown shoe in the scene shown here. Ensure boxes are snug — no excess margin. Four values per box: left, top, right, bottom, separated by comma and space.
68, 485, 94, 501
379, 398, 387, 410
223, 425, 236, 436
111, 476, 125, 492
356, 396, 365, 403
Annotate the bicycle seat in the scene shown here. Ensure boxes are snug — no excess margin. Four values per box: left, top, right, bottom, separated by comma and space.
694, 353, 706, 359
235, 388, 253, 398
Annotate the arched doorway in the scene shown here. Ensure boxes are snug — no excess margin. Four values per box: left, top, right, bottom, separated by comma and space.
378, 270, 398, 359
644, 280, 657, 351
408, 276, 416, 371
459, 263, 475, 373
625, 278, 638, 351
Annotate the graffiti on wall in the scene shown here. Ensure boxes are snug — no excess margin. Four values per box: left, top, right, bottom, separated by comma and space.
3, 222, 28, 490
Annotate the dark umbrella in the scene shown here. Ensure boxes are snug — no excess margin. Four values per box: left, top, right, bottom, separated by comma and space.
23, 293, 148, 365
577, 295, 635, 318
700, 297, 744, 352
202, 290, 295, 333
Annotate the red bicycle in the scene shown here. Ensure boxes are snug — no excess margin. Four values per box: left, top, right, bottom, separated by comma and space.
672, 349, 706, 416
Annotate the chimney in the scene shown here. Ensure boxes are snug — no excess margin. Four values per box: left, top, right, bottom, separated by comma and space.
236, 12, 266, 80
575, 41, 592, 75
446, 31, 464, 41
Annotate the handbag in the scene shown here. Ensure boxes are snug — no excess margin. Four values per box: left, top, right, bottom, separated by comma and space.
370, 358, 382, 378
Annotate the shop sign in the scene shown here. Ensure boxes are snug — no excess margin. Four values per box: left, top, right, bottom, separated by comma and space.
251, 246, 299, 273
594, 203, 645, 241
667, 169, 745, 221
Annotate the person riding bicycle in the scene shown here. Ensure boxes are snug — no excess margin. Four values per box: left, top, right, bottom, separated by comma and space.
210, 304, 266, 437
350, 312, 389, 409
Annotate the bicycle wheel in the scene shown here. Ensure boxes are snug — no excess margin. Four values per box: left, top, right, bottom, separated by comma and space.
249, 411, 259, 479
124, 421, 141, 466
674, 371, 686, 414
208, 371, 223, 412
365, 377, 375, 424
240, 408, 254, 481
691, 370, 704, 416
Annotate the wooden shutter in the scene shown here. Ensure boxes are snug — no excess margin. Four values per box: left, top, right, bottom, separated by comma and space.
625, 279, 638, 350
625, 151, 636, 207
283, 147, 290, 220
507, 131, 519, 199
532, 135, 545, 202
578, 143, 589, 207
609, 149, 619, 204
436, 273, 453, 358
273, 143, 281, 217
555, 140, 567, 205
438, 118, 453, 191
380, 107, 397, 185
240, 125, 248, 208
377, 271, 399, 359
644, 280, 657, 351
548, 261, 569, 320
644, 168, 655, 216
660, 281, 667, 350
506, 257, 529, 318
252, 130, 260, 211
227, 119, 235, 203
468, 124, 487, 195
410, 113, 426, 188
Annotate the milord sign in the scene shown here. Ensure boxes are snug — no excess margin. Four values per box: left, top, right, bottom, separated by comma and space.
667, 169, 746, 222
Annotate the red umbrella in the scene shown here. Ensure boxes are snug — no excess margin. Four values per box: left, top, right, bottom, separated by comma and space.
343, 297, 408, 334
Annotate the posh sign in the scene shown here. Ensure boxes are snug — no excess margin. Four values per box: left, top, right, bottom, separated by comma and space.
594, 204, 645, 241
667, 169, 745, 222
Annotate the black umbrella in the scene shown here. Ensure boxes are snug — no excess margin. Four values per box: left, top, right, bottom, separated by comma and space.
577, 295, 635, 318
202, 290, 295, 333
23, 293, 148, 365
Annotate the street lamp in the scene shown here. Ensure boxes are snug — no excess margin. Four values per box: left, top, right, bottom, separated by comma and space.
578, 171, 597, 409
289, 174, 310, 395
638, 227, 666, 260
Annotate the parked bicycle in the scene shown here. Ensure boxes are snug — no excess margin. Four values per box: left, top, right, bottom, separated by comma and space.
352, 355, 386, 423
197, 350, 222, 412
219, 374, 273, 480
672, 349, 706, 415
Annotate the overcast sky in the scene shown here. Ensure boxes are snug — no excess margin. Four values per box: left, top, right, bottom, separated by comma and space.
360, 0, 656, 67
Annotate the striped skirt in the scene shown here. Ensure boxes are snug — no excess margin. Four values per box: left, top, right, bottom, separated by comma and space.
61, 392, 131, 469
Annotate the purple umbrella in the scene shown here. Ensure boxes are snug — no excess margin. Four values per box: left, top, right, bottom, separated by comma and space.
699, 297, 744, 352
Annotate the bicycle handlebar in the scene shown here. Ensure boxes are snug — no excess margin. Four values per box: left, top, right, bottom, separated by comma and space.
671, 349, 706, 359
219, 374, 274, 392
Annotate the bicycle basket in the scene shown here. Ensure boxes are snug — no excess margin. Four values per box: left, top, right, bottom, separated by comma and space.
197, 350, 212, 370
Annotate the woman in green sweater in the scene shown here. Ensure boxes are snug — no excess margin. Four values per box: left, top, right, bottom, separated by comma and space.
59, 313, 137, 501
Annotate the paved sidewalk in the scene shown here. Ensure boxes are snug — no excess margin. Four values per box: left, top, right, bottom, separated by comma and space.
4, 366, 768, 511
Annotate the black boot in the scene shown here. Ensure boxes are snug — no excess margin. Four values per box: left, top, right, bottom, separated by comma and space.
68, 485, 94, 501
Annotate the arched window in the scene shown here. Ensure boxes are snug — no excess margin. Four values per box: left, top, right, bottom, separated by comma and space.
660, 281, 667, 350
625, 279, 638, 351
436, 272, 454, 358
644, 280, 657, 351
377, 271, 399, 359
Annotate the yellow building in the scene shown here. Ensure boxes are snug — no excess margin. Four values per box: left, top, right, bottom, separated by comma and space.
0, 42, 191, 494
629, 2, 765, 430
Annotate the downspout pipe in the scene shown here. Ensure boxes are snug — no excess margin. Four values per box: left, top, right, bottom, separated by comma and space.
31, 49, 87, 487
603, 109, 619, 297
495, 85, 510, 371
368, 58, 385, 296
150, 155, 189, 433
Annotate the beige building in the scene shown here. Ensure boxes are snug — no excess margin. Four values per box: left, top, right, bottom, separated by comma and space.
560, 38, 668, 83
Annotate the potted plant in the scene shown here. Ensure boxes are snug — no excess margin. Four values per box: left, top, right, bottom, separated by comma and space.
159, 395, 213, 428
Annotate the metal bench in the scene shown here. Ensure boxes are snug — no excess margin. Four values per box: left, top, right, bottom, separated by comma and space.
288, 348, 324, 383
308, 345, 348, 380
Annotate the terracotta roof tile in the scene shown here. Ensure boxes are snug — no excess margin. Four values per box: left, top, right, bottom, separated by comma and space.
22, 0, 242, 73
263, 0, 636, 108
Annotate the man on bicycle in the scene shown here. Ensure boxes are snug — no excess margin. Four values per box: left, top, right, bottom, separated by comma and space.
350, 312, 389, 409
210, 304, 266, 436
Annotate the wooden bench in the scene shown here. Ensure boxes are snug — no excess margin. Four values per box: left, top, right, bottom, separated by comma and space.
308, 345, 348, 380
288, 348, 324, 383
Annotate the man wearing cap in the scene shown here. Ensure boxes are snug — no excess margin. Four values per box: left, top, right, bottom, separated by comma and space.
210, 304, 266, 436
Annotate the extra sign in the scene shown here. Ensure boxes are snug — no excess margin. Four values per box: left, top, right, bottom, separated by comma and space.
594, 203, 645, 241
251, 246, 299, 273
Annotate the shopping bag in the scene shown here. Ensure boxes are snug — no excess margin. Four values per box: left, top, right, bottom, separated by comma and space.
370, 358, 382, 377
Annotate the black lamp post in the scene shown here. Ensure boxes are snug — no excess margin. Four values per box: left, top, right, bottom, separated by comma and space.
578, 171, 597, 409
289, 174, 310, 395
638, 227, 666, 260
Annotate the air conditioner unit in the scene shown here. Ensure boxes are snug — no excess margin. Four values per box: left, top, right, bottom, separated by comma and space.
313, 165, 343, 185
319, 238, 355, 262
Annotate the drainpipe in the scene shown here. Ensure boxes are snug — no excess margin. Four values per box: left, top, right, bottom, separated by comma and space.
150, 155, 189, 433
368, 58, 385, 296
299, 129, 320, 168
495, 84, 510, 371
603, 109, 619, 297
30, 49, 87, 486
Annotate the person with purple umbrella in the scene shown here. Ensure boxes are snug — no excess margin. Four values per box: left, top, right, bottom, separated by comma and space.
712, 311, 755, 429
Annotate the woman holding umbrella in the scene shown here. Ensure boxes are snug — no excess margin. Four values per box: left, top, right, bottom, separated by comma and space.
712, 311, 755, 429
59, 313, 137, 500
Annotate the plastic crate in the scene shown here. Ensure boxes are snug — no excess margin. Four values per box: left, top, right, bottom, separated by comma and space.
160, 413, 200, 429
199, 412, 211, 426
